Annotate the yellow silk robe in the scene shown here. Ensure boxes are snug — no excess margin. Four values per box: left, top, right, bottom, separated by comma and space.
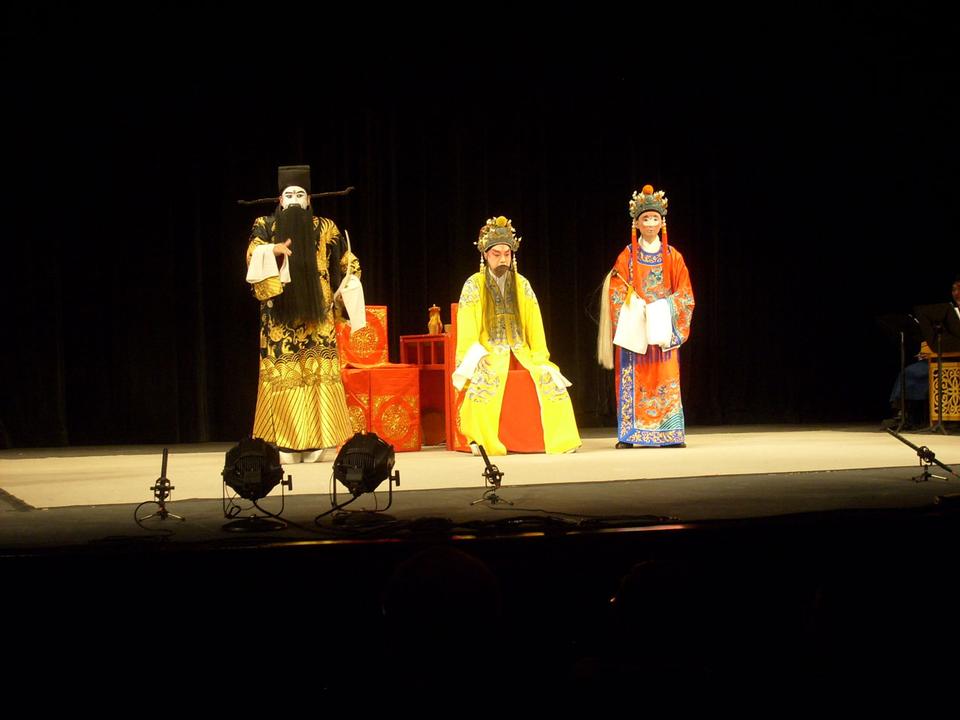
246, 215, 360, 452
456, 269, 581, 455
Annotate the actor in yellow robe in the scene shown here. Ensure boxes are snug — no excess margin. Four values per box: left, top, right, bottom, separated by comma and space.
244, 166, 360, 462
454, 216, 581, 456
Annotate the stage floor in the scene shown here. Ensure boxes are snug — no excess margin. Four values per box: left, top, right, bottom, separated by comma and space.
2, 424, 959, 550
2, 424, 958, 507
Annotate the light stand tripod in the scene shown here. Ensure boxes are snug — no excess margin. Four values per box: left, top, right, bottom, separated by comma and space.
885, 428, 958, 483
913, 302, 960, 436
470, 443, 512, 506
895, 326, 907, 432
877, 313, 921, 433
929, 319, 948, 435
135, 448, 186, 526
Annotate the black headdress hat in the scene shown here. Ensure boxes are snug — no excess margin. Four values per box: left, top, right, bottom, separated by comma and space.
278, 165, 311, 193
237, 164, 355, 206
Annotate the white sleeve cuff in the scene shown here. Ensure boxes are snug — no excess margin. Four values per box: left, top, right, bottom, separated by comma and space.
246, 244, 291, 284
452, 342, 489, 390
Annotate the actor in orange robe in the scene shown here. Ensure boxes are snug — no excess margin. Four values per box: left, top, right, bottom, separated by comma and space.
598, 185, 694, 447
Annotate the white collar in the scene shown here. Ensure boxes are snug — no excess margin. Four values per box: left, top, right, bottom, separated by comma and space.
640, 237, 661, 253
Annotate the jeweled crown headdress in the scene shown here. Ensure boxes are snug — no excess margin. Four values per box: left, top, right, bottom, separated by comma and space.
476, 215, 522, 253
629, 184, 668, 219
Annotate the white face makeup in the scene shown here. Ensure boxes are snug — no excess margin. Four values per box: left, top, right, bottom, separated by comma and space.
280, 186, 309, 210
634, 211, 663, 241
485, 244, 513, 277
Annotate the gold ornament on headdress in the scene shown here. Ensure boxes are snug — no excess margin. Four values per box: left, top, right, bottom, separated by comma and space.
475, 215, 522, 254
629, 184, 669, 219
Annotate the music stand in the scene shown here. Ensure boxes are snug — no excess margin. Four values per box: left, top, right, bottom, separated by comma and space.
877, 313, 922, 432
914, 303, 960, 435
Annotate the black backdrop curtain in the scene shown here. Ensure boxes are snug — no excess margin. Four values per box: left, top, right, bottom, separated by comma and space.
2, 6, 956, 448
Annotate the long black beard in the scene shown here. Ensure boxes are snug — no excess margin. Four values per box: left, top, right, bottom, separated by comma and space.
270, 206, 326, 326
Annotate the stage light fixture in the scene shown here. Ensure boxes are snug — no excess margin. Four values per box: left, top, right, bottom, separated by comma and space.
333, 432, 399, 497
221, 438, 293, 531
318, 432, 401, 522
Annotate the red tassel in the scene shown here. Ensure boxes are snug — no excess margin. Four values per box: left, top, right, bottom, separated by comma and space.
630, 224, 639, 295
661, 222, 672, 289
